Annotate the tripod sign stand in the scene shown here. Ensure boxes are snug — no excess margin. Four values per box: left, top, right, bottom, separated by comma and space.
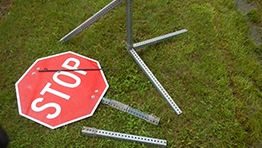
60, 0, 187, 115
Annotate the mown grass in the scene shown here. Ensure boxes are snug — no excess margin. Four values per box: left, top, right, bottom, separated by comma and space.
1, 0, 262, 147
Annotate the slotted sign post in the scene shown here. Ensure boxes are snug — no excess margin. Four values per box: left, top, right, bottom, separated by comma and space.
15, 51, 109, 129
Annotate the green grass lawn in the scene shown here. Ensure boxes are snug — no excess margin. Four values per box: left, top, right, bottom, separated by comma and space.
1, 0, 262, 147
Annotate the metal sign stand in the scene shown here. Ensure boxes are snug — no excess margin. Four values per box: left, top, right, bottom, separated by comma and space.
60, 0, 187, 115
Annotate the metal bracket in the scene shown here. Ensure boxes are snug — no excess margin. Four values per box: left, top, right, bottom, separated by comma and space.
82, 126, 167, 147
101, 97, 160, 125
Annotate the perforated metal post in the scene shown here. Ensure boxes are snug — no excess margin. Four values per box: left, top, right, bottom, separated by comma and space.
102, 97, 160, 125
133, 29, 188, 50
82, 126, 167, 147
127, 49, 182, 114
60, 0, 124, 42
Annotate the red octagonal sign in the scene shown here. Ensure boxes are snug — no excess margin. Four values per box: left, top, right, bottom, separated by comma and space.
15, 51, 109, 129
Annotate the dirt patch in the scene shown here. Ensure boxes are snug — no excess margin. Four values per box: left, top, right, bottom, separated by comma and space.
0, 0, 12, 19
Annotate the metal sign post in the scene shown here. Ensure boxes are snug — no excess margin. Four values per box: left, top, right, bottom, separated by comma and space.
82, 126, 167, 146
101, 97, 160, 125
60, 0, 187, 115
60, 0, 125, 42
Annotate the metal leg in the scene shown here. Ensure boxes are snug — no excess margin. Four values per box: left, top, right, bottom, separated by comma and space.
128, 49, 182, 115
60, 0, 124, 42
133, 29, 188, 50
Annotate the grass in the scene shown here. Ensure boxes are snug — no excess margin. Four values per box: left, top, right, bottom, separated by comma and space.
1, 0, 262, 147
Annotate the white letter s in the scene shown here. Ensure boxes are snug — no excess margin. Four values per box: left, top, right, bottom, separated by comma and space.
31, 98, 61, 119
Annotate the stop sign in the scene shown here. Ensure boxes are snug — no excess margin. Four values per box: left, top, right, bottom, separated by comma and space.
15, 51, 109, 129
